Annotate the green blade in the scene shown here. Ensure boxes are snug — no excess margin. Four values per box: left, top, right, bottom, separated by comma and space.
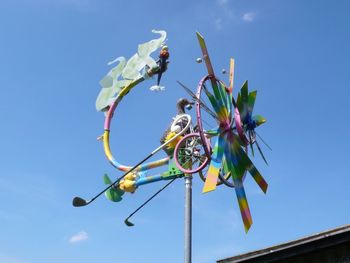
239, 81, 249, 121
103, 174, 113, 184
202, 84, 222, 117
105, 188, 124, 202
103, 174, 124, 202
247, 90, 257, 115
236, 92, 243, 113
241, 80, 249, 104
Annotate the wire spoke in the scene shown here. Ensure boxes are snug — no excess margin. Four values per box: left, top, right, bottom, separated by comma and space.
177, 81, 219, 121
255, 131, 272, 151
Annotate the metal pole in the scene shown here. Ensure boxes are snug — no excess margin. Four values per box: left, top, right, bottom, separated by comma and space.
184, 175, 192, 263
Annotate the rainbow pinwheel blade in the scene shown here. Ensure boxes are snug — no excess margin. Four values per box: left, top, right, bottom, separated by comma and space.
235, 180, 253, 232
202, 135, 225, 193
230, 138, 268, 193
224, 134, 253, 232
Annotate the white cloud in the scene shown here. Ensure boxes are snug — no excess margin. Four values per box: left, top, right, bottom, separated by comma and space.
69, 231, 89, 244
242, 12, 256, 22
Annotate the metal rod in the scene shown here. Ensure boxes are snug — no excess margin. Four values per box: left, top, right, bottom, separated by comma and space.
184, 175, 192, 263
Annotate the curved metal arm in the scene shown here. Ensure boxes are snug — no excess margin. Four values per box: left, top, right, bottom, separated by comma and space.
103, 112, 192, 173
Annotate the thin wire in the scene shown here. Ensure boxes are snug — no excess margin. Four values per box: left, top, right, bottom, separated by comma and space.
177, 81, 219, 121
255, 131, 272, 151
124, 177, 178, 224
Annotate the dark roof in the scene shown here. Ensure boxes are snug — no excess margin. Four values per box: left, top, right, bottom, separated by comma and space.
217, 224, 350, 263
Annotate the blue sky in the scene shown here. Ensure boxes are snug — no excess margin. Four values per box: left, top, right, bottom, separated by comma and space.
0, 0, 350, 262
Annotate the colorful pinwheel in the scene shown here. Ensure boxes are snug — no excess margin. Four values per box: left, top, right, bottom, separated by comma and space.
192, 33, 268, 232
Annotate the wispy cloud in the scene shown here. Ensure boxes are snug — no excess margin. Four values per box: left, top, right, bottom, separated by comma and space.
242, 12, 256, 22
69, 231, 89, 244
217, 0, 234, 18
214, 0, 239, 30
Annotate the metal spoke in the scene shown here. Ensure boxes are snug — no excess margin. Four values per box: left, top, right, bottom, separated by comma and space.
255, 131, 272, 151
177, 81, 219, 121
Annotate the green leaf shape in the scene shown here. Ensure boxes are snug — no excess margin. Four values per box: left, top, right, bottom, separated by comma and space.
103, 174, 124, 202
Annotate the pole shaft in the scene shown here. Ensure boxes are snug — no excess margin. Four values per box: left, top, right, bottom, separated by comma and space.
184, 175, 192, 263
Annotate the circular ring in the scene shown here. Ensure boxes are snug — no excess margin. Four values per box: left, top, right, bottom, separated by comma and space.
170, 114, 191, 134
174, 133, 209, 174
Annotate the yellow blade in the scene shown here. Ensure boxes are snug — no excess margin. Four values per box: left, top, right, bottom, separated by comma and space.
229, 58, 234, 92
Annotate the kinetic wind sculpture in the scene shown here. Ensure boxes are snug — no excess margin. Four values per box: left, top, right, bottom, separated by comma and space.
73, 30, 270, 233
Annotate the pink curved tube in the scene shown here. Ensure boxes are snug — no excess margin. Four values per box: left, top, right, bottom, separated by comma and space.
195, 75, 213, 158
